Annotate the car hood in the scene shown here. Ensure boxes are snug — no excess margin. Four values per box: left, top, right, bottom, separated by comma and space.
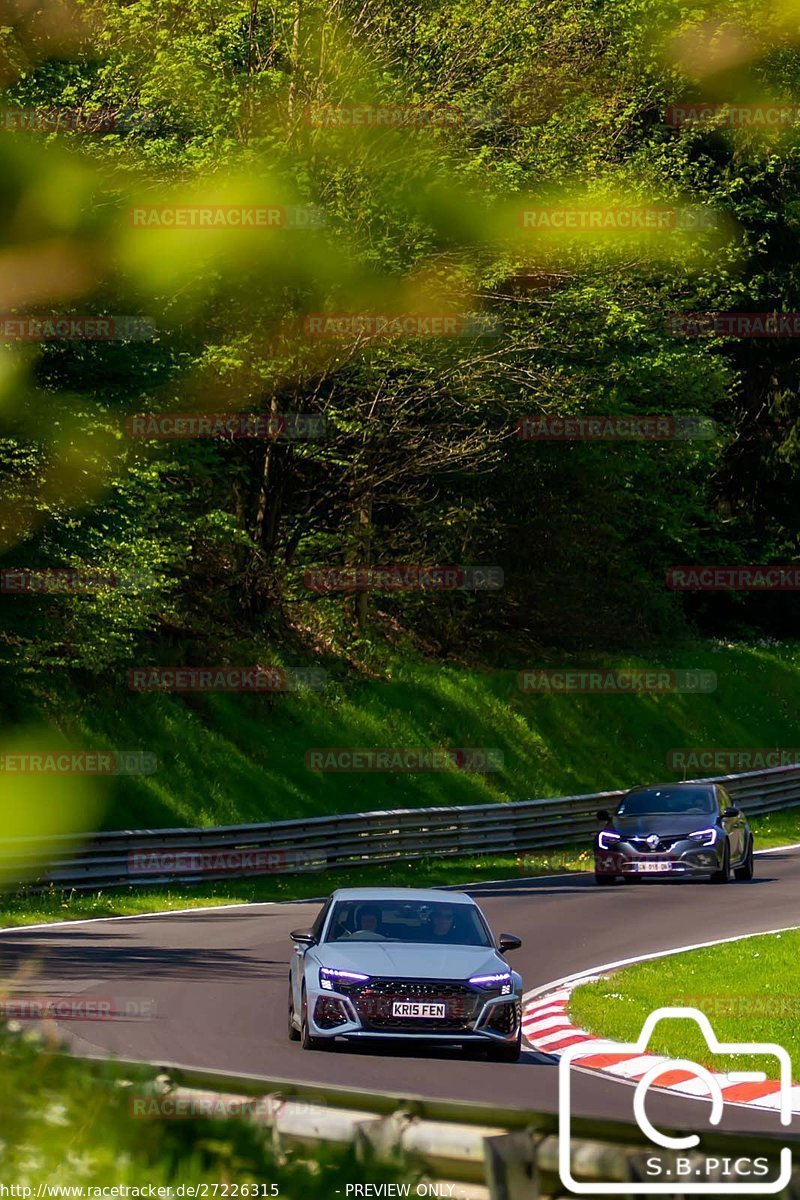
316, 942, 507, 980
611, 813, 720, 837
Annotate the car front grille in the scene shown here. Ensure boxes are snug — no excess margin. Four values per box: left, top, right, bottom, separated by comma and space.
627, 835, 688, 854
341, 978, 479, 1031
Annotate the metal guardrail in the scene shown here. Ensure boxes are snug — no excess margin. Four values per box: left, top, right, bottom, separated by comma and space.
67, 1053, 800, 1199
2, 762, 800, 892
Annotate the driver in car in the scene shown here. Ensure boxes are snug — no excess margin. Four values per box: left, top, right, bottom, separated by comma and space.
354, 905, 382, 934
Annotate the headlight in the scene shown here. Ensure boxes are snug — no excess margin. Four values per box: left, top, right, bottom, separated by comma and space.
469, 971, 513, 993
319, 967, 370, 991
597, 830, 621, 851
689, 827, 718, 847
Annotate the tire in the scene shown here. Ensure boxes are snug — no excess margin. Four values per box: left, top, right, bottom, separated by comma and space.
595, 873, 616, 886
300, 988, 328, 1051
486, 1031, 522, 1062
288, 980, 300, 1041
734, 837, 755, 882
710, 842, 730, 884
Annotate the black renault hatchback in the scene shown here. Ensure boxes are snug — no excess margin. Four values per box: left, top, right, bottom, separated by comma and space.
594, 782, 754, 885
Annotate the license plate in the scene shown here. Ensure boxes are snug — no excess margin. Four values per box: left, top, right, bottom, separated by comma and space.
391, 1001, 446, 1018
635, 861, 671, 872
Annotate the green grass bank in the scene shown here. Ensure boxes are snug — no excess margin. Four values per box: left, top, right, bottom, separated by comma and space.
3, 640, 800, 832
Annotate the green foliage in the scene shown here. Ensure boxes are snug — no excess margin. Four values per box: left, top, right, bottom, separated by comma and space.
5, 3, 800, 1189
1, 0, 799, 677
0, 1022, 414, 1190
0, 639, 794, 831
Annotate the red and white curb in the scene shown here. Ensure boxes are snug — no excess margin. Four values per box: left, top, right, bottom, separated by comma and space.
522, 981, 800, 1114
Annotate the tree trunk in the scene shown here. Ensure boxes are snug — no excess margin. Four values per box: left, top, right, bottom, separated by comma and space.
287, 0, 303, 124
349, 477, 373, 630
253, 395, 282, 557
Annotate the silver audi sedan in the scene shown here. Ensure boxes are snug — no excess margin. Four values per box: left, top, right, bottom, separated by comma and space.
287, 887, 524, 1060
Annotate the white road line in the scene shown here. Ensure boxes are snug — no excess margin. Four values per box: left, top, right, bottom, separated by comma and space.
666, 1075, 725, 1097
0, 871, 581, 937
0, 900, 284, 936
749, 1087, 800, 1109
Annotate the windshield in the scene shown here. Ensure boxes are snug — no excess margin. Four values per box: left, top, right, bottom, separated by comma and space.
324, 899, 493, 947
617, 787, 717, 817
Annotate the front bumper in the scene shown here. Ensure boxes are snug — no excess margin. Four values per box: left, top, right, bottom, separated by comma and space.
595, 840, 722, 878
306, 979, 522, 1044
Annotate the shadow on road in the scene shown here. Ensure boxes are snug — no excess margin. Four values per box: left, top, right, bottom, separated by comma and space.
466, 875, 776, 897
0, 930, 285, 982
314, 1037, 544, 1066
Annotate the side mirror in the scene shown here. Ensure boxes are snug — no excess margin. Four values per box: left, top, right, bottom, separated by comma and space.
722, 806, 740, 819
290, 928, 316, 945
498, 933, 522, 954
596, 809, 612, 823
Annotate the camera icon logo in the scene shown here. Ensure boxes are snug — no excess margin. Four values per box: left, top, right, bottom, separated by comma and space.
558, 1006, 793, 1194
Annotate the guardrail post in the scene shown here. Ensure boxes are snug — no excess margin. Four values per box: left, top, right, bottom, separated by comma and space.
353, 1110, 409, 1160
482, 1131, 539, 1200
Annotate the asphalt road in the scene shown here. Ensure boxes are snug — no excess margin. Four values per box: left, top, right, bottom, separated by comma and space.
3, 846, 800, 1138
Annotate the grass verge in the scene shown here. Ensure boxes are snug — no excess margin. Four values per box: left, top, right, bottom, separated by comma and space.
569, 928, 800, 1079
5, 639, 800, 830
0, 1023, 415, 1192
0, 848, 588, 927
